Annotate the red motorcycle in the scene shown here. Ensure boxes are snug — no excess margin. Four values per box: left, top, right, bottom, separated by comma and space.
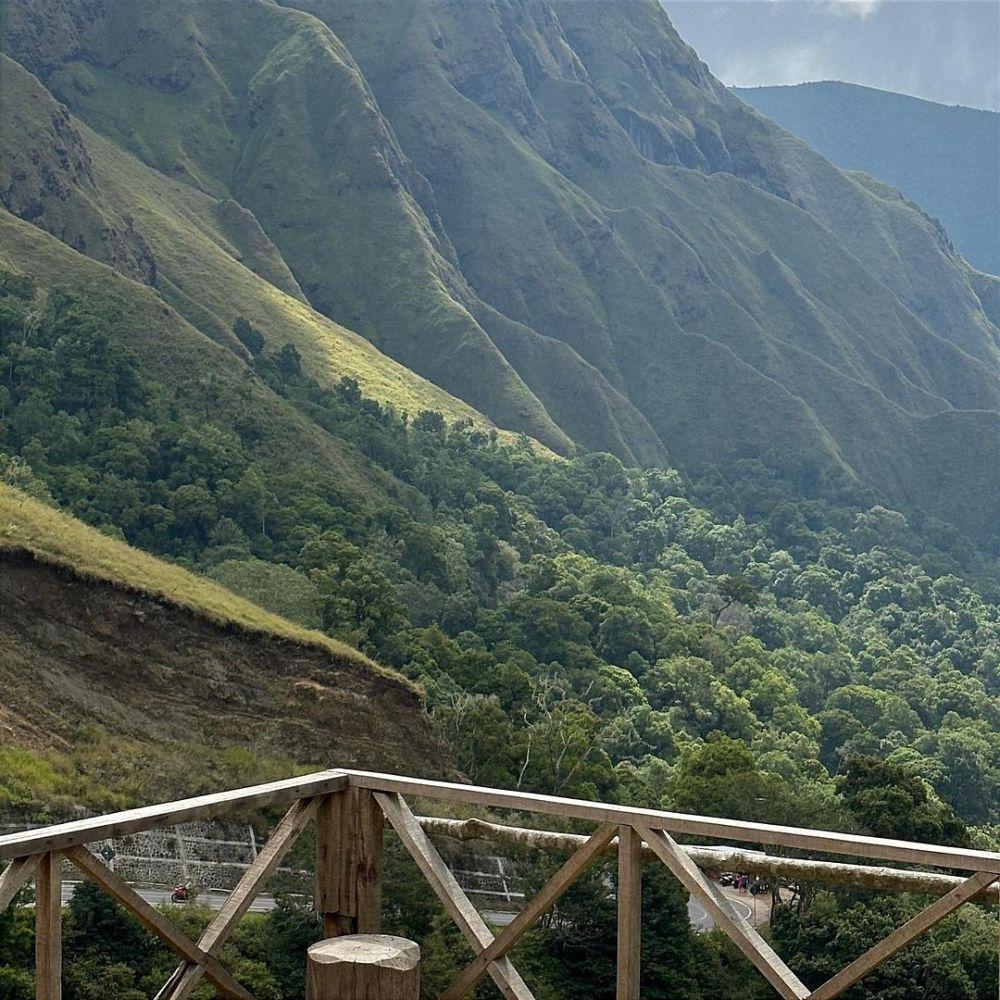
170, 884, 191, 904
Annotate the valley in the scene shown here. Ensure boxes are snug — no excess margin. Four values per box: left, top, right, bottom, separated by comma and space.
0, 1, 997, 997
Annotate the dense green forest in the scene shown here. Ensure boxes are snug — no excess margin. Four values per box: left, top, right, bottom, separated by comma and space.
1, 274, 997, 998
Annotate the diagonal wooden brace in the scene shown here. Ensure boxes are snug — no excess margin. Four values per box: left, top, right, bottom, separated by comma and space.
65, 846, 253, 1000
0, 855, 37, 913
440, 821, 618, 1000
808, 870, 999, 1000
374, 791, 536, 1000
158, 795, 320, 1000
637, 825, 810, 1000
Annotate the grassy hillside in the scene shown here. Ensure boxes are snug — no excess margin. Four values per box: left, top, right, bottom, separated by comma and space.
0, 6, 997, 994
0, 53, 543, 444
0, 483, 393, 680
3, 0, 995, 540
0, 5, 576, 454
0, 482, 457, 818
736, 82, 1000, 277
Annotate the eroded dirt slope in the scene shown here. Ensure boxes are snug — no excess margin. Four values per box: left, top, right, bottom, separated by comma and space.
0, 549, 451, 778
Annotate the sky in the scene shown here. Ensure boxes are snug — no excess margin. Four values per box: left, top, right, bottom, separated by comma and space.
663, 1, 1000, 111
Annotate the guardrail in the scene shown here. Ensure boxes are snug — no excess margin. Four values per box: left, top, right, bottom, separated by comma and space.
1, 768, 997, 999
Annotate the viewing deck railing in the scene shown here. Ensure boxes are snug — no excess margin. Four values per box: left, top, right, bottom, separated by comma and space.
1, 768, 997, 1000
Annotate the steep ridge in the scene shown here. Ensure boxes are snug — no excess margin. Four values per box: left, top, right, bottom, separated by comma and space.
1, 0, 999, 540
0, 53, 542, 438
0, 206, 395, 504
736, 82, 1000, 277
294, 0, 1000, 535
0, 484, 451, 775
0, 2, 577, 455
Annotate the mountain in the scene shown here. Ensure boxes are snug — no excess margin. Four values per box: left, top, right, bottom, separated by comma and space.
735, 81, 1000, 277
1, 7, 999, 992
0, 482, 450, 808
1, 0, 998, 546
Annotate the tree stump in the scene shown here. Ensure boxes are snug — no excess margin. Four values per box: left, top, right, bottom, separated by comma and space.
306, 934, 420, 1000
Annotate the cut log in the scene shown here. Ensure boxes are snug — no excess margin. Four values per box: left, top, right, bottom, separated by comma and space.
415, 816, 1000, 903
306, 935, 419, 1000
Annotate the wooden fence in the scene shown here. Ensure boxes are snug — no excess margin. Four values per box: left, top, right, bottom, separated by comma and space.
1, 768, 997, 1000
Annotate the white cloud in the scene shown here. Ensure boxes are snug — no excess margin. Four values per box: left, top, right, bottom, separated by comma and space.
826, 0, 884, 20
712, 41, 829, 87
664, 0, 999, 111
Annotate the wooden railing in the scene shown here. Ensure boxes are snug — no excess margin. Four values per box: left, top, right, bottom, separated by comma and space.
1, 768, 997, 1000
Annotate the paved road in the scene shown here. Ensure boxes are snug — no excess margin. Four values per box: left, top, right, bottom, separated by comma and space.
687, 892, 759, 932
487, 892, 761, 935
62, 885, 760, 931
61, 881, 277, 913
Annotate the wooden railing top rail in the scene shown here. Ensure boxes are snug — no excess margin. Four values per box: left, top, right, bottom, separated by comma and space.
340, 770, 1000, 874
3, 767, 998, 876
0, 770, 347, 860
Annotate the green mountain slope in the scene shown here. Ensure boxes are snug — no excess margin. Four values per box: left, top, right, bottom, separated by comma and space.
1, 0, 999, 542
736, 81, 1000, 277
0, 53, 537, 438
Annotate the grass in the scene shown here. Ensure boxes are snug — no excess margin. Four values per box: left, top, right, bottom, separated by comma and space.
0, 49, 531, 440
0, 483, 415, 689
19, 1, 572, 453
2, 0, 998, 540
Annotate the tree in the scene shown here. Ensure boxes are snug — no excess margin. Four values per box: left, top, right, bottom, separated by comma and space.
837, 756, 969, 845
669, 737, 837, 829
232, 316, 265, 356
64, 881, 154, 968
275, 342, 302, 377
709, 575, 760, 625
432, 692, 515, 786
770, 892, 998, 999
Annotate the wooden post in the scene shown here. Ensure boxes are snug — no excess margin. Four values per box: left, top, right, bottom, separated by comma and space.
617, 826, 641, 1000
315, 787, 384, 938
35, 852, 62, 1000
306, 935, 419, 1000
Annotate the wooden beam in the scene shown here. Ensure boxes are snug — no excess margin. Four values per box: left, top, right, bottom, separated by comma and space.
65, 846, 253, 1000
315, 786, 383, 938
0, 856, 37, 913
440, 822, 617, 1000
343, 771, 1000, 874
637, 826, 809, 1000
161, 796, 320, 1000
808, 871, 999, 1000
616, 826, 641, 1000
35, 852, 61, 1000
374, 791, 535, 1000
0, 771, 346, 860
416, 815, 1000, 904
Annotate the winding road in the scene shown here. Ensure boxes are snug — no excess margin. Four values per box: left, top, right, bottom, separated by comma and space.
686, 893, 757, 931
60, 881, 276, 913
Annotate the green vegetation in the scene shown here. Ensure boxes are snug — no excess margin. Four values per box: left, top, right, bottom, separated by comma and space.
0, 733, 305, 822
737, 81, 1000, 275
3, 0, 1000, 540
1, 264, 996, 991
0, 476, 389, 683
0, 0, 997, 994
2, 270, 998, 829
